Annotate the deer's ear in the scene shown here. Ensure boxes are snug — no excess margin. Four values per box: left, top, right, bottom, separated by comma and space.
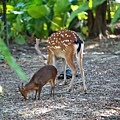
18, 85, 21, 90
22, 83, 24, 88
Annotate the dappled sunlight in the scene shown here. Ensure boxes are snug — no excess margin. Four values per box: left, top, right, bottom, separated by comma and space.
10, 100, 120, 119
84, 43, 105, 54
92, 107, 120, 118
17, 102, 66, 119
85, 43, 99, 50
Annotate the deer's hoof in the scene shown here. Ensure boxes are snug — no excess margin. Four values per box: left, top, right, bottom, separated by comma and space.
84, 87, 87, 94
64, 81, 67, 85
84, 90, 87, 94
67, 87, 72, 92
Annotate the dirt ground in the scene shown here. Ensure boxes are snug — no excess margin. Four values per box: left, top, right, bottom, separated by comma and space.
0, 39, 120, 120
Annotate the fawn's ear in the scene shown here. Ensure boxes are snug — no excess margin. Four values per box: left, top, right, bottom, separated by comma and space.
18, 85, 21, 90
18, 85, 25, 92
22, 83, 24, 88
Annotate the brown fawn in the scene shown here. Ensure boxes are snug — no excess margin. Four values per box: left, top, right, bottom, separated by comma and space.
18, 65, 57, 100
35, 30, 87, 92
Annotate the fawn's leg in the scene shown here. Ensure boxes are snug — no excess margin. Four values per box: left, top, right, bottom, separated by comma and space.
38, 85, 42, 100
34, 90, 38, 100
62, 58, 67, 84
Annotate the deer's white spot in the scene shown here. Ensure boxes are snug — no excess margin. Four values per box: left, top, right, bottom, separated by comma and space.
64, 44, 68, 47
54, 46, 61, 49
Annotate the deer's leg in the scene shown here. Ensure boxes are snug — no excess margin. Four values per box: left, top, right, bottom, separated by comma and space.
38, 85, 42, 100
62, 58, 67, 84
77, 50, 87, 92
47, 49, 56, 67
50, 79, 55, 98
52, 55, 56, 67
34, 90, 38, 100
66, 56, 76, 92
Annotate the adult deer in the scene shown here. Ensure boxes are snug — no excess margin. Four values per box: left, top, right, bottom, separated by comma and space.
35, 30, 87, 92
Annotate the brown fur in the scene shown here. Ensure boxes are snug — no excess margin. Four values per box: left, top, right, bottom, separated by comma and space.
18, 65, 57, 100
47, 30, 87, 92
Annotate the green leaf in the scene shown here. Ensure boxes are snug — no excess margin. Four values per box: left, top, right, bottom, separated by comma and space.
6, 5, 14, 14
0, 40, 27, 81
51, 15, 62, 31
47, 0, 56, 6
111, 7, 120, 24
78, 12, 88, 20
89, 0, 92, 9
110, 6, 120, 32
66, 2, 89, 28
54, 0, 70, 14
0, 54, 4, 61
34, 21, 49, 38
52, 0, 70, 30
11, 22, 24, 33
27, 5, 50, 18
16, 2, 25, 7
25, 0, 42, 8
14, 35, 26, 45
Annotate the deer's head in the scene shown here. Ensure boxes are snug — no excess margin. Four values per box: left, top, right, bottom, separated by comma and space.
18, 83, 28, 100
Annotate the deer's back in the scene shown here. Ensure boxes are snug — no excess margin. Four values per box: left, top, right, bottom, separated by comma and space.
47, 30, 83, 58
32, 65, 57, 85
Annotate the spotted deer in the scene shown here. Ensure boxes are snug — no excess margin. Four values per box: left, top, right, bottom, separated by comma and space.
35, 30, 87, 92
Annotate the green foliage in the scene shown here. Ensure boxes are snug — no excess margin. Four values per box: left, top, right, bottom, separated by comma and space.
7, 1, 28, 44
27, 5, 50, 18
34, 20, 49, 38
0, 54, 4, 60
3, 0, 120, 42
0, 21, 5, 40
111, 6, 120, 32
70, 5, 88, 20
0, 19, 27, 82
0, 39, 27, 81
111, 6, 120, 24
51, 0, 71, 31
66, 2, 89, 28
89, 0, 93, 9
9, 15, 26, 44
53, 0, 70, 14
67, 0, 106, 27
25, 1, 51, 38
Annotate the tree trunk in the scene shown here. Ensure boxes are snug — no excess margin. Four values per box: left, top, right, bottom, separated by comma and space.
87, 9, 94, 36
88, 1, 107, 39
2, 0, 8, 45
107, 0, 111, 23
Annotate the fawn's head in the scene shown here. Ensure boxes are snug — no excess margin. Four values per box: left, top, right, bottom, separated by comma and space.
18, 83, 28, 100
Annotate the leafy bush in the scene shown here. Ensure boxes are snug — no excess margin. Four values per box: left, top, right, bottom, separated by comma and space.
4, 0, 120, 43
0, 20, 27, 81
